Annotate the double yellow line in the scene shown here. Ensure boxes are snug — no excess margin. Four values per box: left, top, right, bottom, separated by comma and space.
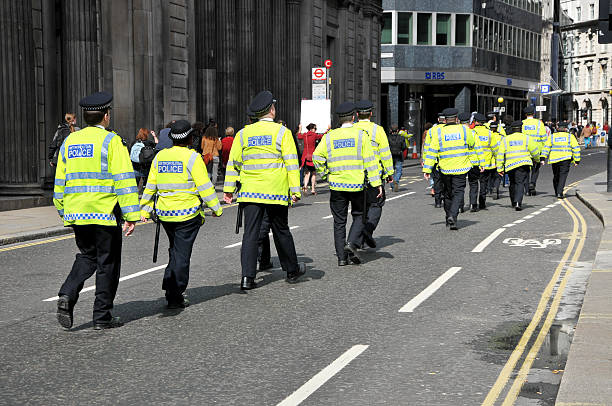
482, 182, 587, 405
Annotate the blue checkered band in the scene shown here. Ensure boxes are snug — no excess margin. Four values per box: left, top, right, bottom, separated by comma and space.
63, 212, 117, 221
439, 167, 471, 175
156, 205, 200, 217
549, 156, 571, 163
329, 182, 362, 189
237, 192, 289, 201
506, 160, 533, 170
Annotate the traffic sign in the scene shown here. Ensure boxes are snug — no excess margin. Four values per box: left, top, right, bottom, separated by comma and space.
536, 105, 547, 112
540, 84, 550, 94
312, 68, 327, 80
324, 59, 332, 68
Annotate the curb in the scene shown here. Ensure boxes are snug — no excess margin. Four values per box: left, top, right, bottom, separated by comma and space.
575, 189, 605, 225
0, 226, 73, 247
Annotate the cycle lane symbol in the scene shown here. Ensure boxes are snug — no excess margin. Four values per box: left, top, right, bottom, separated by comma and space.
502, 238, 562, 249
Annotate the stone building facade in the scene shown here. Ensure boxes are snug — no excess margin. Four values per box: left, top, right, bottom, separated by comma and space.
0, 0, 382, 196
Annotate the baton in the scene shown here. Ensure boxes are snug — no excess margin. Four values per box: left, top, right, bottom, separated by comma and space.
234, 182, 243, 234
152, 195, 160, 263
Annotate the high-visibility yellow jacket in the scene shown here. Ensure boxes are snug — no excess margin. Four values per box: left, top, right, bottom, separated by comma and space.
140, 146, 221, 222
223, 119, 300, 205
312, 125, 381, 191
541, 131, 581, 164
53, 126, 140, 226
473, 125, 499, 170
422, 123, 443, 162
496, 131, 539, 172
355, 120, 394, 178
423, 123, 478, 175
399, 129, 413, 149
522, 117, 547, 154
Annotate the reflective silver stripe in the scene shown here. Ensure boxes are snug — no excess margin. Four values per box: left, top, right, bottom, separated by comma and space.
224, 181, 237, 188
363, 155, 375, 163
242, 162, 285, 170
369, 175, 381, 183
239, 129, 245, 148
357, 130, 363, 159
226, 160, 242, 168
326, 133, 332, 158
201, 192, 218, 202
144, 181, 157, 192
141, 205, 154, 213
225, 170, 239, 177
290, 186, 301, 193
141, 193, 154, 201
275, 125, 286, 151
312, 154, 326, 162
186, 152, 199, 177
208, 202, 221, 213
159, 190, 199, 197
329, 164, 364, 172
197, 181, 214, 192
283, 154, 298, 160
286, 164, 299, 171
156, 182, 196, 189
379, 146, 390, 154
244, 153, 281, 161
328, 155, 360, 163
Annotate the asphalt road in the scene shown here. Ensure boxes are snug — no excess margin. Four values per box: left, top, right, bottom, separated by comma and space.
0, 148, 606, 405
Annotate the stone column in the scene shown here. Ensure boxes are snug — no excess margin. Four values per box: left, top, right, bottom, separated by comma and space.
236, 0, 256, 126
455, 86, 471, 113
215, 0, 236, 128
286, 0, 302, 129
272, 0, 288, 124
195, 0, 216, 123
388, 84, 399, 128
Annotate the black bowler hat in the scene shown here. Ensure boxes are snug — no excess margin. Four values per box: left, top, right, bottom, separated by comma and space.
523, 106, 535, 115
249, 91, 276, 117
458, 112, 471, 123
336, 102, 356, 117
442, 108, 458, 118
473, 113, 487, 123
170, 120, 193, 140
355, 100, 374, 112
510, 120, 523, 130
79, 91, 113, 111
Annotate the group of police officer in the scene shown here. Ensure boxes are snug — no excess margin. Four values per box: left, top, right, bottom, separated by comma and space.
422, 106, 580, 230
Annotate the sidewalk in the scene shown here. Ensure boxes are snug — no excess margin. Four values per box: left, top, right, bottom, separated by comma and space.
556, 171, 612, 405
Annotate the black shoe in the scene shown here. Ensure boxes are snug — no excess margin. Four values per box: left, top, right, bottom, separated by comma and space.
93, 316, 123, 330
447, 217, 458, 230
56, 295, 73, 329
286, 262, 306, 283
258, 262, 274, 272
363, 233, 377, 248
434, 203, 442, 208
338, 259, 349, 266
479, 203, 487, 210
530, 190, 536, 196
470, 204, 478, 212
167, 296, 190, 309
459, 206, 465, 213
514, 202, 522, 211
344, 242, 361, 264
240, 276, 257, 290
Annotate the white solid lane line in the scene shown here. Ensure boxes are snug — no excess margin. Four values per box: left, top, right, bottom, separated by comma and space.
398, 267, 462, 313
322, 215, 333, 219
471, 228, 506, 253
276, 345, 369, 406
224, 226, 300, 249
387, 191, 415, 201
42, 264, 167, 302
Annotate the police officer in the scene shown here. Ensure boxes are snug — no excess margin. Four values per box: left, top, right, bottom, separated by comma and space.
459, 112, 474, 212
487, 121, 504, 199
312, 102, 382, 265
469, 113, 498, 211
354, 100, 393, 248
53, 91, 139, 330
522, 106, 547, 195
486, 111, 507, 136
496, 121, 540, 210
424, 112, 446, 208
140, 120, 222, 308
223, 91, 305, 290
540, 121, 581, 198
423, 108, 478, 230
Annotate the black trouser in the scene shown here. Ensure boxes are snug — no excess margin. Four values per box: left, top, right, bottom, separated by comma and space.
528, 161, 541, 190
360, 179, 386, 244
479, 169, 496, 204
241, 203, 298, 278
552, 159, 571, 196
257, 212, 272, 267
440, 173, 467, 222
432, 165, 444, 205
59, 224, 122, 324
467, 167, 481, 206
161, 215, 202, 303
491, 172, 502, 191
330, 189, 366, 260
508, 166, 530, 205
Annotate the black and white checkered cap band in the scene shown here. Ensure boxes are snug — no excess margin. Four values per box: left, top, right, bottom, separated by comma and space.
82, 102, 112, 111
170, 128, 193, 140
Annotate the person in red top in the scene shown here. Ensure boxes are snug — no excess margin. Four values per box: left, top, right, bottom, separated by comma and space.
220, 126, 235, 180
298, 123, 325, 195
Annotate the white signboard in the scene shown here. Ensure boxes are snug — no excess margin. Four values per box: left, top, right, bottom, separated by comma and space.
312, 83, 327, 100
536, 105, 547, 112
300, 99, 331, 134
311, 67, 327, 81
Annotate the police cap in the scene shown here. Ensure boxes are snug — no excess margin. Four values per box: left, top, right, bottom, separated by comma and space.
441, 108, 458, 118
249, 90, 276, 117
458, 112, 471, 123
437, 112, 446, 118
473, 113, 487, 123
557, 121, 570, 128
79, 91, 113, 111
486, 111, 497, 119
523, 106, 535, 115
489, 121, 499, 129
336, 101, 356, 117
510, 120, 523, 130
355, 100, 374, 112
170, 120, 193, 140
246, 107, 257, 119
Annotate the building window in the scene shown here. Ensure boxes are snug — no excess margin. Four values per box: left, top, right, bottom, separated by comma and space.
381, 12, 392, 44
436, 14, 451, 45
602, 66, 608, 89
587, 66, 593, 89
590, 4, 595, 19
576, 6, 581, 21
417, 13, 432, 45
455, 14, 470, 46
397, 12, 412, 44
574, 67, 580, 90
590, 36, 594, 53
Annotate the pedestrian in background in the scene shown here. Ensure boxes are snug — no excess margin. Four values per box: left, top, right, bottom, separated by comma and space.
191, 121, 205, 154
49, 113, 78, 167
220, 126, 235, 181
201, 125, 222, 184
388, 125, 408, 191
580, 123, 591, 146
298, 123, 324, 195
130, 128, 158, 196
156, 121, 175, 151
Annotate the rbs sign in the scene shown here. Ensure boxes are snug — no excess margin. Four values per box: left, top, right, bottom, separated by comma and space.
425, 72, 445, 80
